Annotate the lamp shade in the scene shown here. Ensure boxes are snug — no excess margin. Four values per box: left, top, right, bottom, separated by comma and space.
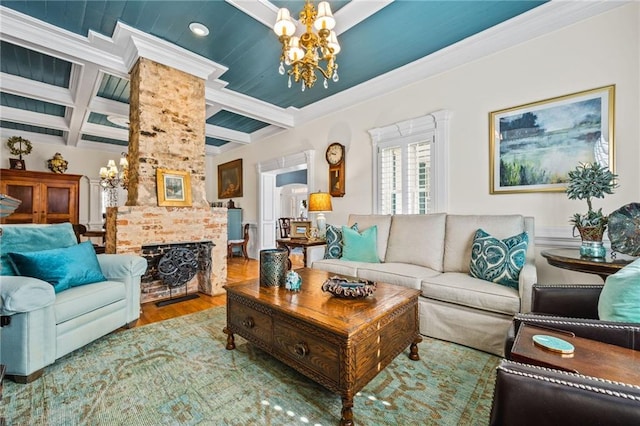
308, 192, 333, 212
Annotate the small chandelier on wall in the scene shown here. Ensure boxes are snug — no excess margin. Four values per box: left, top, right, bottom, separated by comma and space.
99, 152, 129, 207
273, 0, 341, 91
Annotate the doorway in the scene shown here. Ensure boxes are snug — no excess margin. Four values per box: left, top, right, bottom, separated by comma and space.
257, 150, 315, 251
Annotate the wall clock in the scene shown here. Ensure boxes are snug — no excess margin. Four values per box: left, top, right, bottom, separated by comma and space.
326, 143, 345, 197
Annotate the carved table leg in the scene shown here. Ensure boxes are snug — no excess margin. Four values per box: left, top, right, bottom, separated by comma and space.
340, 396, 354, 426
223, 326, 236, 350
409, 335, 423, 361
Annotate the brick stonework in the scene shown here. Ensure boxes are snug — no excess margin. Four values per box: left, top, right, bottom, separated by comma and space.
106, 206, 227, 300
105, 58, 226, 303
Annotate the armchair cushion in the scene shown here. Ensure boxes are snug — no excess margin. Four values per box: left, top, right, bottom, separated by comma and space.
0, 276, 55, 315
490, 360, 640, 426
598, 258, 640, 322
7, 241, 106, 293
469, 229, 528, 289
0, 223, 77, 275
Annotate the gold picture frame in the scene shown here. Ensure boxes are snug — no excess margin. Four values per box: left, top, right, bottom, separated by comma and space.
489, 85, 615, 194
290, 220, 311, 239
218, 159, 243, 199
156, 168, 192, 207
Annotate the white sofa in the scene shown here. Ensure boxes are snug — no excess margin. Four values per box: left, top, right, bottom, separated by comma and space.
311, 214, 536, 356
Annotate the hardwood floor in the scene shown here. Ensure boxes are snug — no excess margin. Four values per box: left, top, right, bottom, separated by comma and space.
136, 253, 304, 326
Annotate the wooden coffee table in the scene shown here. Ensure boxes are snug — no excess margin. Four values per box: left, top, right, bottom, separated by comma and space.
223, 268, 421, 426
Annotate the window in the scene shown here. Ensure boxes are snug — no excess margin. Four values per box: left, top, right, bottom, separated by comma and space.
369, 111, 450, 214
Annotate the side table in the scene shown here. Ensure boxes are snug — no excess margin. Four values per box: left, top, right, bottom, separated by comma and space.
510, 323, 640, 386
541, 248, 635, 281
276, 238, 326, 268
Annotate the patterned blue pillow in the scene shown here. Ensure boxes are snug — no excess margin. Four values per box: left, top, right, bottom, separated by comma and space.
469, 229, 528, 289
324, 223, 358, 259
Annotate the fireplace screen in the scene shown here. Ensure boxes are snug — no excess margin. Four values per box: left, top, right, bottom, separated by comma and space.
158, 247, 198, 287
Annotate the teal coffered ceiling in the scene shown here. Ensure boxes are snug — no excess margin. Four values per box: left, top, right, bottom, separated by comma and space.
0, 1, 620, 156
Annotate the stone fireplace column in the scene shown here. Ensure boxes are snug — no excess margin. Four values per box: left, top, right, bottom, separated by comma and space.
105, 54, 227, 300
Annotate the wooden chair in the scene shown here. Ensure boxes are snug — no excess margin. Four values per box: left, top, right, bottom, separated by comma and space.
72, 223, 106, 254
278, 217, 291, 238
228, 223, 250, 260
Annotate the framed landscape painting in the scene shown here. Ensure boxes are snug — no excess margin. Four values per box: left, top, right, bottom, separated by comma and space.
157, 168, 192, 207
489, 85, 615, 194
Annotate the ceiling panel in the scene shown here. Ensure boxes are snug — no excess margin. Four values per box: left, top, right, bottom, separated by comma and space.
1, 120, 63, 136
97, 74, 130, 103
82, 133, 128, 146
207, 111, 270, 134
0, 40, 72, 87
1, 91, 66, 116
206, 136, 229, 147
88, 111, 128, 129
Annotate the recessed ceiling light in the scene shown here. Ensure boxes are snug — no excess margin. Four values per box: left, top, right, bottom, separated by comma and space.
189, 22, 209, 37
107, 115, 130, 128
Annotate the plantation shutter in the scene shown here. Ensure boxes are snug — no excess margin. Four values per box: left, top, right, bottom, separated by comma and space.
370, 111, 450, 215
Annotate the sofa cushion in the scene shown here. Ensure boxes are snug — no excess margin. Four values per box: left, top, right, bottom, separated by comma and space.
357, 262, 441, 290
469, 229, 528, 289
348, 214, 392, 261
385, 213, 446, 271
421, 272, 520, 315
54, 280, 126, 324
342, 226, 379, 263
598, 258, 640, 322
7, 241, 107, 293
312, 258, 361, 276
0, 223, 78, 276
324, 223, 358, 259
444, 215, 525, 273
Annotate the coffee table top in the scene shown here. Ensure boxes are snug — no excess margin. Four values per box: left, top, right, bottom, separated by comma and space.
224, 267, 420, 337
511, 324, 640, 386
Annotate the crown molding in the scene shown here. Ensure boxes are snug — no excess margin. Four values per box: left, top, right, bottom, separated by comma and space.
0, 106, 68, 131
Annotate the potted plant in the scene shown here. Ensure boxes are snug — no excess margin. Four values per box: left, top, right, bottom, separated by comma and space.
566, 162, 618, 257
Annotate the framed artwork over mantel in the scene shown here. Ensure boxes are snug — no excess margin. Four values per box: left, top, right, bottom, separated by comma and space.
218, 159, 243, 199
489, 85, 615, 194
157, 168, 192, 207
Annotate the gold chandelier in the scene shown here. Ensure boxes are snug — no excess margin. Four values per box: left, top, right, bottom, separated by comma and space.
273, 0, 341, 91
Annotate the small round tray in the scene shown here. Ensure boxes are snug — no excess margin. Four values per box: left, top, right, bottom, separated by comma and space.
321, 276, 376, 299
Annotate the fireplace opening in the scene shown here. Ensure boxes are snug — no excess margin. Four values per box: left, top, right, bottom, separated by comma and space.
140, 240, 214, 306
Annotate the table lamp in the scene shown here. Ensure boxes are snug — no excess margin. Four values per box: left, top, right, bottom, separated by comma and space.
308, 191, 333, 238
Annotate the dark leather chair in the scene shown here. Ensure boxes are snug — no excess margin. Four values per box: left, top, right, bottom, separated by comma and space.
490, 283, 640, 426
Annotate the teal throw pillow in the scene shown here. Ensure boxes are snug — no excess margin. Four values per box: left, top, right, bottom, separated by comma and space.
598, 258, 640, 322
469, 229, 528, 289
8, 241, 106, 293
324, 223, 358, 259
341, 225, 380, 263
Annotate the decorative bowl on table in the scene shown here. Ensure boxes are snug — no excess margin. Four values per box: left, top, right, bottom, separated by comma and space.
321, 276, 377, 299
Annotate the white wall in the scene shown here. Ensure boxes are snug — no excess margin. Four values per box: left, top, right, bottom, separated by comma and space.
210, 4, 640, 284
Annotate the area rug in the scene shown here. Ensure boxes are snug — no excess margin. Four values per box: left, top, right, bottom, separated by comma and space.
1, 307, 499, 425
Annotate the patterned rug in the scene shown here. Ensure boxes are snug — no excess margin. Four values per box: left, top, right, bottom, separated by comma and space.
1, 307, 499, 425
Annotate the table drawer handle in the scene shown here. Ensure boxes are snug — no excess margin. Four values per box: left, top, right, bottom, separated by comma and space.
242, 317, 254, 328
293, 342, 309, 358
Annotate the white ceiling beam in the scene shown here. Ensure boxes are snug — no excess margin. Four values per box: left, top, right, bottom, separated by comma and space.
81, 122, 129, 142
0, 72, 74, 106
0, 127, 65, 146
206, 86, 294, 128
206, 123, 251, 144
88, 96, 129, 118
66, 63, 103, 147
0, 106, 68, 131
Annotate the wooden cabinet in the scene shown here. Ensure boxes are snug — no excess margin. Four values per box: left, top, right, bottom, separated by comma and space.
0, 169, 81, 224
